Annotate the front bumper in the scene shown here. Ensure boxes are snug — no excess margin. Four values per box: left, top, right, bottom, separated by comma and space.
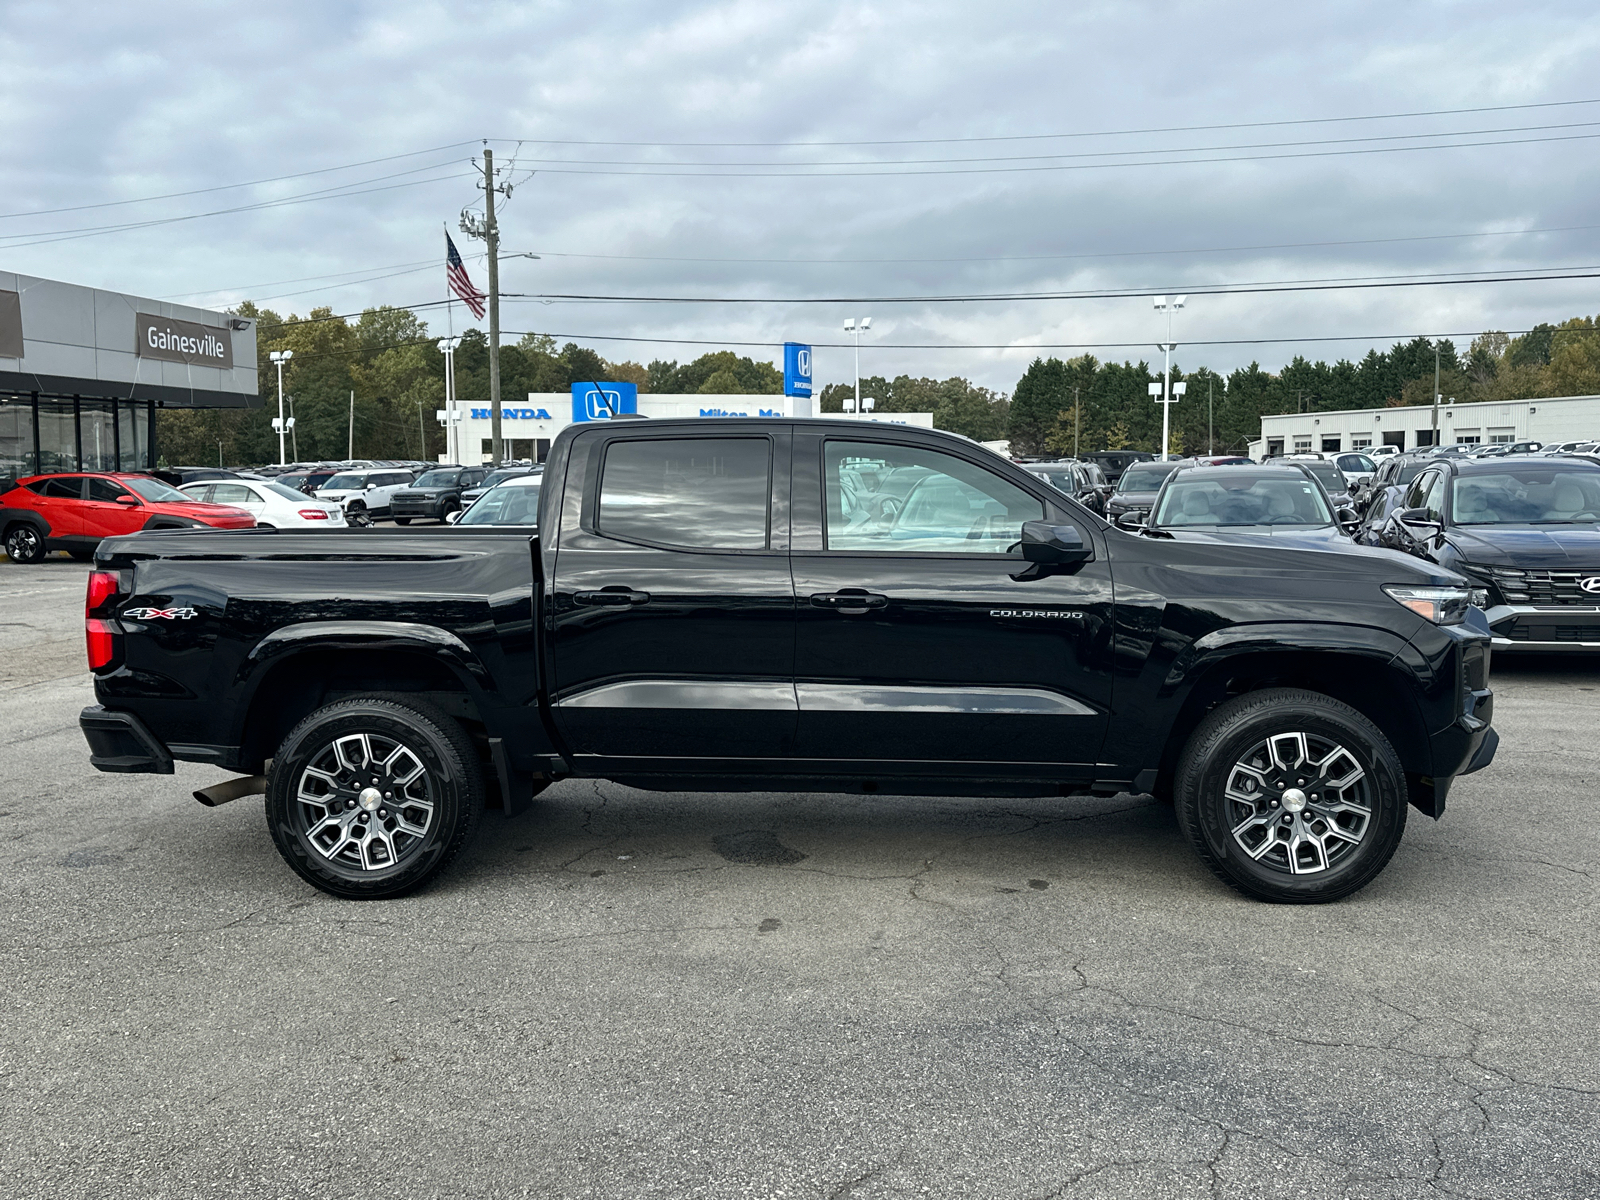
1485, 603, 1600, 651
389, 495, 447, 518
80, 705, 174, 774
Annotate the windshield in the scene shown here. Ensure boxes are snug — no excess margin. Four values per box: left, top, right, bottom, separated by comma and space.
321, 473, 366, 490
459, 480, 540, 525
1153, 473, 1334, 528
123, 476, 190, 503
1452, 470, 1600, 525
1028, 469, 1077, 492
1302, 462, 1346, 491
414, 470, 461, 488
478, 469, 525, 488
1115, 462, 1183, 492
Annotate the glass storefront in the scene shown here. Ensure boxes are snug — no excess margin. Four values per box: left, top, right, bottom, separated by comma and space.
0, 393, 153, 478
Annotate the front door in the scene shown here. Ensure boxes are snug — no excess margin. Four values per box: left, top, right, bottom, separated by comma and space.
789, 433, 1114, 780
548, 429, 796, 767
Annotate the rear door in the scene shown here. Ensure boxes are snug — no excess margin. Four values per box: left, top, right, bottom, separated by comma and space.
790, 431, 1114, 780
547, 429, 796, 766
27, 476, 85, 538
209, 482, 265, 520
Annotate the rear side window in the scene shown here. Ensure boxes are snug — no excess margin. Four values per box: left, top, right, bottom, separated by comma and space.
598, 437, 770, 550
29, 477, 83, 499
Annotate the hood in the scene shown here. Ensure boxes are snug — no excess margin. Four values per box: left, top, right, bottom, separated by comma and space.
1109, 488, 1162, 507
1144, 527, 1464, 584
1163, 524, 1350, 544
1447, 524, 1600, 567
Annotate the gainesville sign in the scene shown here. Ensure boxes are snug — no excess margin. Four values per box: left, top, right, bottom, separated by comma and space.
136, 312, 234, 369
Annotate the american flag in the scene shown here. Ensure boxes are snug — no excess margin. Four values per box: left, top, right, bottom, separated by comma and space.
446, 233, 487, 320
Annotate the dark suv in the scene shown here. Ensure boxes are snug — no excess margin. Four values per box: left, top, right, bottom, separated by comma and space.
388, 466, 488, 524
1381, 455, 1600, 652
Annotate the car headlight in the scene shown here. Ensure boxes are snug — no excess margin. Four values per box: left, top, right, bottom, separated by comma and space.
1383, 584, 1473, 625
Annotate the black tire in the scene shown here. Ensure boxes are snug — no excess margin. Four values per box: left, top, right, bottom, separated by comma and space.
1173, 688, 1407, 904
394, 517, 411, 526
69, 549, 95, 562
440, 500, 460, 524
4, 524, 45, 564
265, 696, 484, 899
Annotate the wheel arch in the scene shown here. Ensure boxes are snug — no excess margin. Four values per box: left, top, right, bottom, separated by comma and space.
1152, 629, 1431, 799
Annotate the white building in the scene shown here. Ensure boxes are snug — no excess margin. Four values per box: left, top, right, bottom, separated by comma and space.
437, 390, 933, 463
1249, 393, 1600, 460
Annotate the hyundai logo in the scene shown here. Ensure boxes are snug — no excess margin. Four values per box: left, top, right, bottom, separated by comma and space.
1580, 576, 1600, 595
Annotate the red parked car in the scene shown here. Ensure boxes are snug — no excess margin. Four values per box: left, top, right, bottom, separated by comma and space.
1, 472, 256, 563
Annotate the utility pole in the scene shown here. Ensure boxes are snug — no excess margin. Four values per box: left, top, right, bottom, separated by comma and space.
1073, 385, 1081, 458
287, 394, 299, 461
1431, 343, 1441, 447
1208, 376, 1214, 455
461, 148, 511, 466
348, 390, 355, 460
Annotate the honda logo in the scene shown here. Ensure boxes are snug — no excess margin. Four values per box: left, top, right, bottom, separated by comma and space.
1580, 577, 1600, 594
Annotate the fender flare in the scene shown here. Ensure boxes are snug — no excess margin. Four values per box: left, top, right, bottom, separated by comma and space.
1160, 621, 1425, 697
240, 620, 495, 689
1, 509, 52, 540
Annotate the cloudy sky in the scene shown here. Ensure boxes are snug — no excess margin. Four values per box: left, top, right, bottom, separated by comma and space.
4, 0, 1600, 392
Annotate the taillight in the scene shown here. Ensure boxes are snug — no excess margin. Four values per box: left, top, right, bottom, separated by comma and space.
85, 570, 123, 671
297, 509, 330, 520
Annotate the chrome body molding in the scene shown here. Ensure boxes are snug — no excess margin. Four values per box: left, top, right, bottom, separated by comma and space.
556, 680, 799, 710
555, 678, 1098, 716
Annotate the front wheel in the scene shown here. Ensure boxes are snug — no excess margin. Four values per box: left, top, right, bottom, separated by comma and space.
1173, 688, 1407, 904
265, 696, 483, 899
5, 525, 45, 564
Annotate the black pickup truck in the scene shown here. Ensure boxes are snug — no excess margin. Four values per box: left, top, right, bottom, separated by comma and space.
79, 418, 1497, 903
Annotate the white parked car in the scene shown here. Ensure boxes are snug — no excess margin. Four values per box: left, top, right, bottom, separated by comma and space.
1332, 451, 1379, 493
1368, 445, 1400, 459
314, 469, 415, 523
179, 480, 346, 528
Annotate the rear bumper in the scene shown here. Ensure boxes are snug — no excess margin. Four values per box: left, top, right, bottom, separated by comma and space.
1486, 603, 1600, 651
79, 705, 174, 774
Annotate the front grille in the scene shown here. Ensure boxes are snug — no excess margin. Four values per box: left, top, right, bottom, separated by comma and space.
1520, 570, 1600, 605
1507, 622, 1600, 642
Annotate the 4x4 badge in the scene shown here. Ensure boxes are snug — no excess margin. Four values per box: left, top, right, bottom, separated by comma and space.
122, 607, 198, 620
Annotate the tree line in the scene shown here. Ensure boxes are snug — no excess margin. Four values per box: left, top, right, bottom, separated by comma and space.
156, 302, 1600, 467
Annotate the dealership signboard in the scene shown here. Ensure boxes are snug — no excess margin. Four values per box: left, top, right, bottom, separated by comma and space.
783, 342, 812, 397
0, 271, 258, 408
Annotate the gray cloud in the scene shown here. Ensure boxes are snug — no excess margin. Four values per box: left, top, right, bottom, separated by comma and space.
3, 0, 1599, 391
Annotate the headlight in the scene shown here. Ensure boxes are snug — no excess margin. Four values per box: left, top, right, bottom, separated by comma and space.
1383, 584, 1473, 625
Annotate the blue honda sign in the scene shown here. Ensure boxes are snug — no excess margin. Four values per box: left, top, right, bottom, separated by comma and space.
571, 381, 639, 422
783, 342, 812, 397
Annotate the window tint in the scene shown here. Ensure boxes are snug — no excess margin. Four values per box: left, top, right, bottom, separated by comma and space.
1403, 470, 1435, 511
30, 477, 83, 499
825, 441, 1043, 554
86, 477, 128, 503
598, 437, 770, 550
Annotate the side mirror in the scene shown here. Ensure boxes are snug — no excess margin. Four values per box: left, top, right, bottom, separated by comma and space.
115, 494, 141, 505
1335, 506, 1360, 532
1114, 510, 1145, 531
365, 482, 377, 490
1395, 507, 1442, 539
1019, 521, 1093, 565
444, 509, 463, 524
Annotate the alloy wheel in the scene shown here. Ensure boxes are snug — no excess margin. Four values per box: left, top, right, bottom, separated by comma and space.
1223, 731, 1372, 875
294, 732, 435, 871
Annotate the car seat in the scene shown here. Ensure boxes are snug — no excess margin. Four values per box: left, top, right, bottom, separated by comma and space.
1454, 485, 1499, 523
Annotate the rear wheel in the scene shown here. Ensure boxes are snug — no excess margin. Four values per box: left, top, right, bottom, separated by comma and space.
1173, 688, 1407, 903
4, 525, 45, 564
265, 696, 483, 899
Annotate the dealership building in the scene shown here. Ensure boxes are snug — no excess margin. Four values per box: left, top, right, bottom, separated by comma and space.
0, 271, 259, 478
1249, 393, 1600, 459
438, 382, 933, 463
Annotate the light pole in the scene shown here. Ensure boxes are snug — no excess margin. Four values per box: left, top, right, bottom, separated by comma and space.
1152, 296, 1187, 461
437, 337, 461, 463
268, 349, 293, 465
844, 317, 872, 413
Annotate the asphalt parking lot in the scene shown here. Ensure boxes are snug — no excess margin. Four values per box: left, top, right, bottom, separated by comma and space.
3, 556, 1597, 1200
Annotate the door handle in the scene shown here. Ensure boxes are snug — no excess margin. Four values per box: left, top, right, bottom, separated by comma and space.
573, 588, 651, 607
810, 590, 889, 614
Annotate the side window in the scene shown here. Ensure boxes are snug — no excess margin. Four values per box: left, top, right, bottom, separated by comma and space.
211, 483, 255, 504
824, 441, 1045, 554
86, 477, 128, 503
1403, 471, 1435, 511
1421, 472, 1448, 520
31, 477, 84, 499
597, 437, 770, 550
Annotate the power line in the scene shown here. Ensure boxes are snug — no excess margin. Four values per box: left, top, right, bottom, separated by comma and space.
489, 97, 1600, 149
505, 118, 1600, 169
0, 141, 480, 220
517, 129, 1600, 178
508, 266, 1600, 306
